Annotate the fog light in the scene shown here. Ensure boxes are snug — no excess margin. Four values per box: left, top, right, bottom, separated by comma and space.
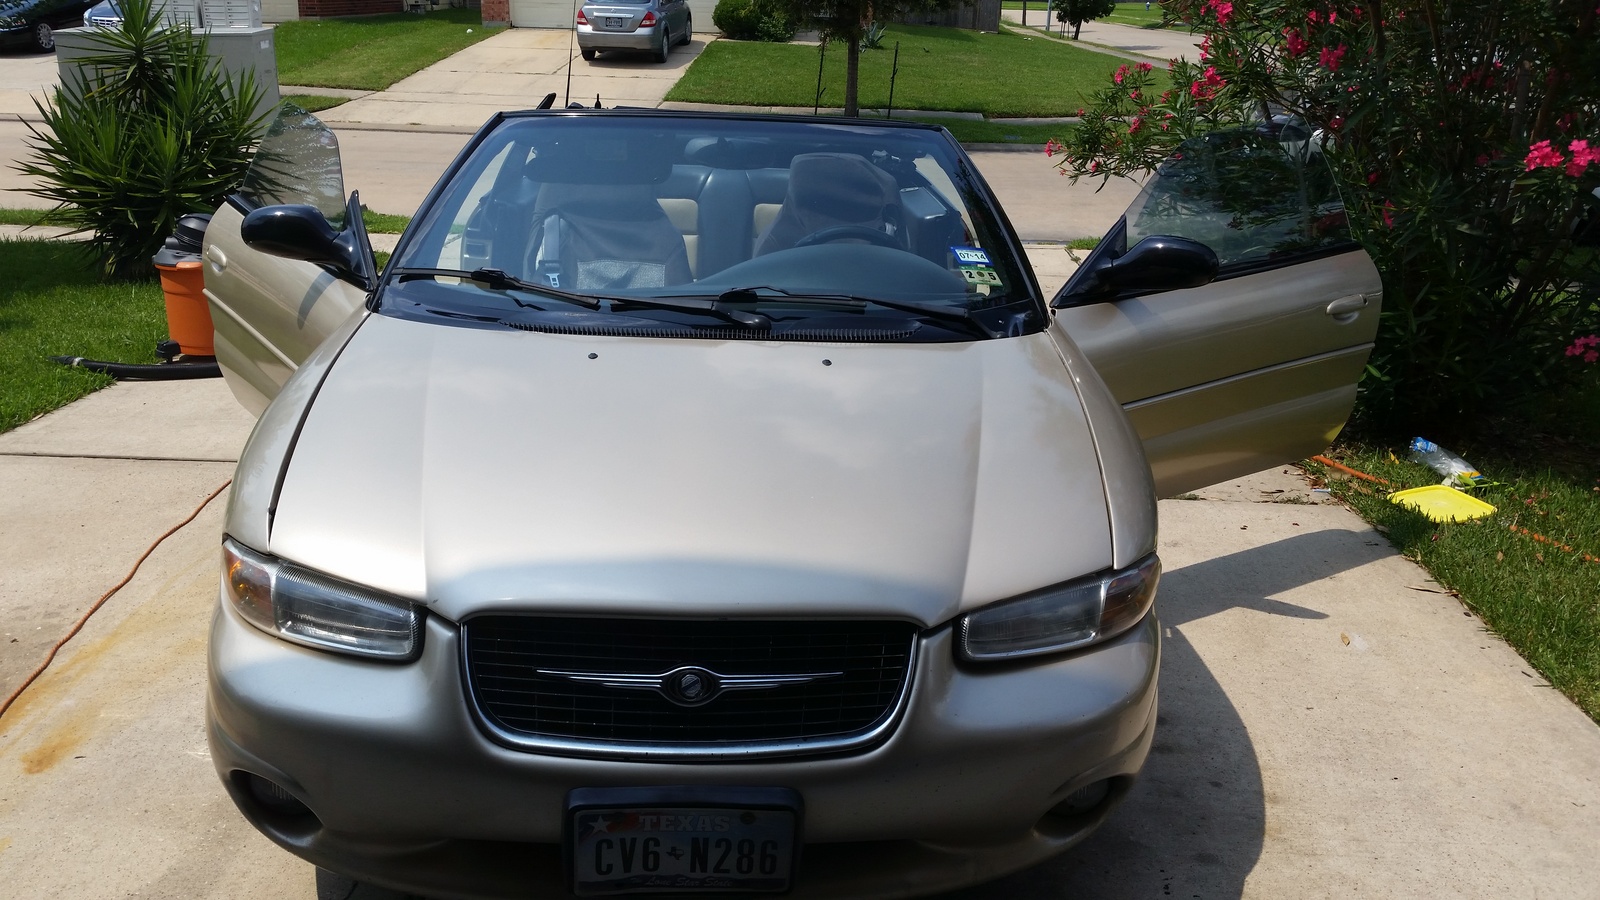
246, 773, 311, 816
1052, 779, 1111, 817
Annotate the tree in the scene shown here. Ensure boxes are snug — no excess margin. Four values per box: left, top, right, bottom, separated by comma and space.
773, 0, 962, 117
1053, 0, 1117, 39
1049, 0, 1600, 435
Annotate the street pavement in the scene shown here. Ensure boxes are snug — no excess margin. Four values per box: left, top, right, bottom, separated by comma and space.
2, 24, 1599, 900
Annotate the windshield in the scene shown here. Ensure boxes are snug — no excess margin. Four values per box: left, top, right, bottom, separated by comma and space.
386, 114, 1038, 341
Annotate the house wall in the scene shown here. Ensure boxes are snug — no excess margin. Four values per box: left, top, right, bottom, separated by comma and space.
260, 0, 297, 21
898, 0, 1001, 31
296, 0, 403, 17
508, 0, 715, 31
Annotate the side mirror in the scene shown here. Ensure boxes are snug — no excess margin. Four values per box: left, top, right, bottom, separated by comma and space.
241, 204, 369, 287
1095, 235, 1219, 293
1057, 235, 1219, 306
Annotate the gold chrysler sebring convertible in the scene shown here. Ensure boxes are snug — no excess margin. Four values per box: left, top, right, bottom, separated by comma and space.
202, 106, 1381, 899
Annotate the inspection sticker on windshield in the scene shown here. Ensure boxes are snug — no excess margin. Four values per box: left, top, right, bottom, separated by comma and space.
951, 246, 991, 266
960, 266, 1002, 286
568, 795, 798, 895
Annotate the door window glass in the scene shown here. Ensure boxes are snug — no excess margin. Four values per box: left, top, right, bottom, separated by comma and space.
1122, 126, 1352, 271
235, 104, 347, 228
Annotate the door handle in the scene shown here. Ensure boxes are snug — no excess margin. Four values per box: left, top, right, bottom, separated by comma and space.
206, 245, 227, 272
1325, 294, 1368, 319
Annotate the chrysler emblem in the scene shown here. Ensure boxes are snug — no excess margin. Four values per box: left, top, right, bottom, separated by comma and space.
536, 665, 842, 708
665, 667, 717, 706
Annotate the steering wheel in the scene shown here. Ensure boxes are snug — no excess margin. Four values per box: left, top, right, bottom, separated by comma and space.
793, 224, 901, 249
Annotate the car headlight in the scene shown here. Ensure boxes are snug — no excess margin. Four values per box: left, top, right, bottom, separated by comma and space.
957, 554, 1160, 661
222, 537, 423, 661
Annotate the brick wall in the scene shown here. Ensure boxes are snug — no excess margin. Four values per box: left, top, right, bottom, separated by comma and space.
297, 0, 404, 17
480, 0, 508, 25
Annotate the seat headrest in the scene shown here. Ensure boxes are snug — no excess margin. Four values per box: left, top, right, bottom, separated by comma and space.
785, 153, 899, 222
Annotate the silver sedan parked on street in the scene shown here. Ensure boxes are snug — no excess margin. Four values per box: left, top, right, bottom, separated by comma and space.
576, 0, 690, 63
201, 106, 1382, 899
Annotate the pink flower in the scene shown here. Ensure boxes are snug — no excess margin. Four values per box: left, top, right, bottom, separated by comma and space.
1137, 62, 1154, 74
1566, 139, 1599, 177
1474, 154, 1489, 166
1381, 201, 1396, 228
1089, 160, 1100, 173
1328, 115, 1345, 130
1113, 64, 1129, 85
1367, 172, 1378, 184
1319, 44, 1347, 72
1044, 139, 1058, 157
1308, 10, 1321, 23
1284, 29, 1309, 57
1205, 0, 1233, 26
1129, 117, 1144, 134
1566, 335, 1600, 363
1524, 140, 1565, 171
1190, 66, 1226, 101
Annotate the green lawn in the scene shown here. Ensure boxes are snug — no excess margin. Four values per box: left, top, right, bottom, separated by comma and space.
0, 240, 169, 434
667, 24, 1154, 117
275, 8, 502, 91
1306, 418, 1600, 722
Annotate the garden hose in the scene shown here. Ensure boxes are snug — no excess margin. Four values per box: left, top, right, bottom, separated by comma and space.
49, 356, 221, 380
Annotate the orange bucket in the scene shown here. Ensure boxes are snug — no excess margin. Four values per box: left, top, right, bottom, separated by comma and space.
155, 260, 214, 357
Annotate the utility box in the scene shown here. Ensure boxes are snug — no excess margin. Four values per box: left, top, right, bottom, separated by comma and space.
54, 23, 279, 126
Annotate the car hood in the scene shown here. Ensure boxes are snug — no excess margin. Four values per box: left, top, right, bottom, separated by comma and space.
264, 314, 1113, 628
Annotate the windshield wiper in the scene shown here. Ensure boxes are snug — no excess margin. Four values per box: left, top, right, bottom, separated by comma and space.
393, 267, 601, 309
392, 267, 770, 329
715, 286, 987, 334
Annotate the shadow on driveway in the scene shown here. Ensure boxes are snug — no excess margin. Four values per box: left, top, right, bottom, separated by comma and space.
947, 526, 1390, 899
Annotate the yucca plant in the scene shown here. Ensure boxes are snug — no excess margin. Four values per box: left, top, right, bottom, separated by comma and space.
16, 0, 269, 278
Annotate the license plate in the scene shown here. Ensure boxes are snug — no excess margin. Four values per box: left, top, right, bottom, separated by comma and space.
568, 788, 801, 895
605, 16, 624, 28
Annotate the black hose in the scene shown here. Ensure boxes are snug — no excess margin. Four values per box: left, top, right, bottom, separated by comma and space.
50, 356, 222, 380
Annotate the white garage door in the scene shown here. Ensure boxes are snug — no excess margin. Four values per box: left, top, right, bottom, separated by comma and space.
510, 0, 716, 31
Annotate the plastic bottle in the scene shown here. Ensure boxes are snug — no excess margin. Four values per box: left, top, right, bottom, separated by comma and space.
1408, 438, 1486, 487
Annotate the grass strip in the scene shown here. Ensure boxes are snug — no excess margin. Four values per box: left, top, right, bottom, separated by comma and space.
0, 208, 47, 226
362, 209, 412, 234
0, 240, 169, 434
1306, 442, 1600, 721
667, 24, 1154, 118
275, 9, 502, 91
900, 117, 1070, 146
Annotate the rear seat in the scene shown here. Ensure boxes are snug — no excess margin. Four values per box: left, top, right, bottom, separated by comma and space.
653, 156, 967, 281
654, 164, 792, 279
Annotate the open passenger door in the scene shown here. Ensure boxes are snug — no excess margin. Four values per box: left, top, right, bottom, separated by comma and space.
202, 106, 376, 416
1052, 128, 1383, 498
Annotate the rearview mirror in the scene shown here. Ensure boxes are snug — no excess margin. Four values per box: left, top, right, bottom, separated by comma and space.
241, 204, 369, 287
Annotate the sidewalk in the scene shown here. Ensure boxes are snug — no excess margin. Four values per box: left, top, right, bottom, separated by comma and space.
1001, 10, 1204, 62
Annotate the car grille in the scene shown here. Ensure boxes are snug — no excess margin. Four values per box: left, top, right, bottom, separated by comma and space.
463, 616, 920, 760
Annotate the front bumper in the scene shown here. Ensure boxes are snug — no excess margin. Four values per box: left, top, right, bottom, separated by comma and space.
208, 600, 1160, 899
